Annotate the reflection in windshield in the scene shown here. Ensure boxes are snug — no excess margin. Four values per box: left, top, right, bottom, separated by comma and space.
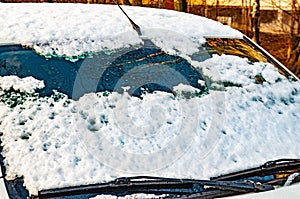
204, 38, 268, 63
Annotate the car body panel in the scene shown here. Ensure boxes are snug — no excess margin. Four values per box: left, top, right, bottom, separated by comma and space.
0, 167, 9, 199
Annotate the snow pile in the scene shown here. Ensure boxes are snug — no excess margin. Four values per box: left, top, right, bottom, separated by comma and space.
0, 76, 221, 194
0, 64, 299, 195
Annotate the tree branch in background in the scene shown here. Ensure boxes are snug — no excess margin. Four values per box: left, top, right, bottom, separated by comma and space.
252, 0, 260, 45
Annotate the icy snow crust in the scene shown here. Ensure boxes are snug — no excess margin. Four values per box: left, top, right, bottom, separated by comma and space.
0, 3, 300, 197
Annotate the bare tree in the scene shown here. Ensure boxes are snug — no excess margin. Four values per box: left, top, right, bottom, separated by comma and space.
253, 0, 260, 44
175, 0, 187, 12
288, 38, 300, 75
287, 0, 300, 75
121, 0, 132, 5
270, 0, 300, 76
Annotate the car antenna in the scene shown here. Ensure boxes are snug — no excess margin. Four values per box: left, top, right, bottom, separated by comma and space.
112, 0, 142, 36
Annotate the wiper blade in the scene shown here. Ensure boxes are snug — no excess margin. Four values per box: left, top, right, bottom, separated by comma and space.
211, 159, 300, 184
37, 176, 273, 199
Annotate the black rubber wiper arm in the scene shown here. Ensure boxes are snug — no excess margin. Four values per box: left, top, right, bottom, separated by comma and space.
112, 0, 142, 36
111, 0, 158, 49
37, 176, 273, 199
211, 158, 300, 182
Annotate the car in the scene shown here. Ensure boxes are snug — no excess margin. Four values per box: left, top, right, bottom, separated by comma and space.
0, 2, 299, 199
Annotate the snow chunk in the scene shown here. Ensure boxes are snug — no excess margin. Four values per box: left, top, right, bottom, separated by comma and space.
173, 83, 204, 98
194, 54, 284, 86
173, 84, 201, 93
0, 76, 44, 93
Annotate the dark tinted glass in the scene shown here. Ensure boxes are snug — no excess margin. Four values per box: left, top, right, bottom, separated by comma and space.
0, 45, 207, 99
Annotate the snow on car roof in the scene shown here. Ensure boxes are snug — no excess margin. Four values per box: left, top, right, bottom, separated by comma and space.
0, 3, 242, 58
0, 3, 299, 197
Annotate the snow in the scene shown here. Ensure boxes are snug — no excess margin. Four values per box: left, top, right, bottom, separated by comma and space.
0, 3, 242, 59
194, 54, 285, 86
0, 76, 44, 94
0, 3, 299, 198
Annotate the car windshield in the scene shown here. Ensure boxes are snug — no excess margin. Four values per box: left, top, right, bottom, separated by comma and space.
0, 4, 299, 199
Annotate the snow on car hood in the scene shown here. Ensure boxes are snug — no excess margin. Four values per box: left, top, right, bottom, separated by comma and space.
0, 61, 299, 195
0, 3, 299, 197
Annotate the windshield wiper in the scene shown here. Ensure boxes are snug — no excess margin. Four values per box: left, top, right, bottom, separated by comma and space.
112, 0, 158, 49
37, 159, 300, 198
211, 159, 300, 186
112, 0, 142, 36
37, 176, 273, 199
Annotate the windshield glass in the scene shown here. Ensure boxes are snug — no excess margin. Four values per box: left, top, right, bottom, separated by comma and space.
0, 38, 285, 100
204, 38, 268, 63
0, 44, 207, 100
